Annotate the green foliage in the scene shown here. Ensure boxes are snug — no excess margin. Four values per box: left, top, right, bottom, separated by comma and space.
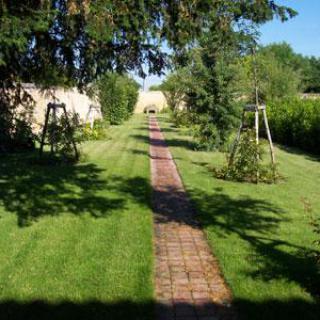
212, 130, 277, 183
148, 85, 162, 91
255, 43, 320, 94
2, 0, 294, 88
233, 50, 301, 102
158, 115, 320, 319
192, 118, 222, 151
267, 98, 320, 154
159, 107, 170, 114
304, 57, 320, 93
310, 215, 320, 267
0, 115, 154, 319
171, 109, 192, 128
81, 120, 109, 141
159, 69, 189, 111
0, 1, 296, 151
43, 111, 81, 162
170, 2, 295, 151
302, 197, 320, 267
0, 84, 36, 152
98, 73, 139, 125
183, 41, 242, 150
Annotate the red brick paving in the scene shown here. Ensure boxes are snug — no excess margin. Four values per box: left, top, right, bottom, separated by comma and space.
149, 116, 236, 320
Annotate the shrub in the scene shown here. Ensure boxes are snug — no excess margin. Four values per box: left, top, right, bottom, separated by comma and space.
98, 73, 139, 125
267, 98, 320, 154
0, 84, 36, 152
171, 109, 191, 127
212, 129, 278, 183
40, 111, 82, 162
192, 118, 221, 151
81, 120, 109, 141
301, 197, 320, 268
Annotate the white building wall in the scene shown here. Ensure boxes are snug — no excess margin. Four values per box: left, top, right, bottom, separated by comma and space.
22, 84, 100, 131
134, 90, 168, 113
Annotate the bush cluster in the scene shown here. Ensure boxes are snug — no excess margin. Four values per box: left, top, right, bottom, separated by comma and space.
43, 111, 82, 162
211, 130, 278, 183
98, 73, 140, 125
80, 120, 108, 141
0, 85, 36, 152
267, 98, 320, 154
171, 109, 191, 127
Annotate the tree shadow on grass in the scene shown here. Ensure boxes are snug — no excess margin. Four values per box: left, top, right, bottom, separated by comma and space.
132, 134, 197, 151
152, 184, 320, 318
0, 299, 239, 320
277, 144, 320, 163
0, 300, 153, 320
187, 187, 320, 310
137, 126, 178, 133
0, 298, 318, 320
234, 298, 319, 320
0, 152, 150, 227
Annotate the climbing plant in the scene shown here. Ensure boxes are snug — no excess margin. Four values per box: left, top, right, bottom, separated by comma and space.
212, 129, 279, 183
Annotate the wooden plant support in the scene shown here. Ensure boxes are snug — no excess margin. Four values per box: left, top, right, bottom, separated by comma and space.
85, 104, 102, 129
228, 104, 276, 182
39, 103, 79, 160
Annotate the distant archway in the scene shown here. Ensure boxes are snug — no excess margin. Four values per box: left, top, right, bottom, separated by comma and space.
144, 105, 159, 114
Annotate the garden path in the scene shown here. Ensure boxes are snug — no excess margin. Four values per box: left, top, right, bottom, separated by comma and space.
149, 116, 236, 320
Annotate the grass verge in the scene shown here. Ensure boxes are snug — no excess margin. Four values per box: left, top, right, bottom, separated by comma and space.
0, 115, 153, 320
158, 115, 320, 320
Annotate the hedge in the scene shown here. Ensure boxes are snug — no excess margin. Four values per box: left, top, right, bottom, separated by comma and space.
99, 73, 140, 125
267, 98, 320, 154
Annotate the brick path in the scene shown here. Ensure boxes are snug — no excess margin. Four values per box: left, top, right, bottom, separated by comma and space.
149, 116, 235, 320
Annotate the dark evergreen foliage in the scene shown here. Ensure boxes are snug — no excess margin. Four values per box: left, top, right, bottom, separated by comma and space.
0, 1, 296, 150
98, 73, 139, 125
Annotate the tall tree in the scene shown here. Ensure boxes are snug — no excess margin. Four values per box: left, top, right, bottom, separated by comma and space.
1, 0, 296, 88
172, 1, 296, 149
0, 0, 296, 150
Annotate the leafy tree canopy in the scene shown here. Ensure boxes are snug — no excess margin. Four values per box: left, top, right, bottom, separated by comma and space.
258, 42, 320, 93
0, 0, 296, 89
148, 85, 162, 91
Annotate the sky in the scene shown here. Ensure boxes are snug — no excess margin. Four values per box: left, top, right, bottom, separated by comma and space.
136, 0, 320, 91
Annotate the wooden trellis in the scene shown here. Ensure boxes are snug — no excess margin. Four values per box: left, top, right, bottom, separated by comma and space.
228, 103, 275, 168
39, 102, 79, 159
228, 44, 276, 181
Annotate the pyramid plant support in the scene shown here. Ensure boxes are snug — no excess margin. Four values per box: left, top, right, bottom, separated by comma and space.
228, 104, 275, 168
229, 45, 276, 182
39, 103, 79, 160
85, 104, 102, 129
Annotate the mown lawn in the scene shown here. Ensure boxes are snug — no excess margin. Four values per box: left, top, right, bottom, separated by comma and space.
158, 115, 320, 320
0, 115, 153, 320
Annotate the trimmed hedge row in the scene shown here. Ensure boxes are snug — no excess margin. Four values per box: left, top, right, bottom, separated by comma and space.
267, 98, 320, 154
99, 73, 139, 125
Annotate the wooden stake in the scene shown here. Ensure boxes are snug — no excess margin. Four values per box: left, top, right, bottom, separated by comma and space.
229, 110, 245, 167
51, 105, 57, 154
39, 105, 51, 157
62, 104, 79, 160
252, 45, 260, 183
85, 104, 101, 130
39, 103, 79, 160
255, 108, 259, 183
262, 108, 275, 165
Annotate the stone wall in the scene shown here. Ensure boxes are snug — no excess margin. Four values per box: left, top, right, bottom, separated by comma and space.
24, 86, 171, 132
23, 84, 101, 131
134, 90, 168, 113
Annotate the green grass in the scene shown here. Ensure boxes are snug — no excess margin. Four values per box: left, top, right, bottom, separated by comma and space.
0, 115, 153, 320
158, 115, 320, 320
